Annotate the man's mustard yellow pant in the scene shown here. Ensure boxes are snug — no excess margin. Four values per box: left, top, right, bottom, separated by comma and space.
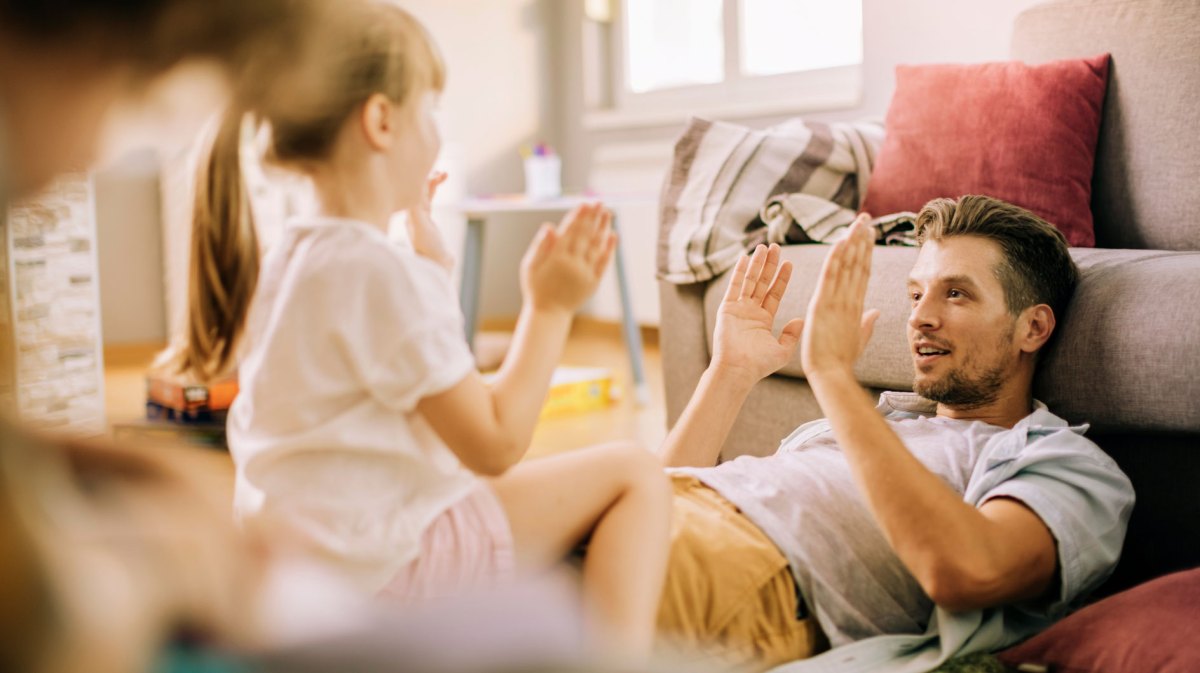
656, 475, 828, 672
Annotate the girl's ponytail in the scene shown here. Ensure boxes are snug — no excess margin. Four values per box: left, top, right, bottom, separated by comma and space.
179, 109, 259, 381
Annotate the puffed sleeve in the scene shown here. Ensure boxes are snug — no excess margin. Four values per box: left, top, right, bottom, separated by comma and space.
332, 247, 476, 412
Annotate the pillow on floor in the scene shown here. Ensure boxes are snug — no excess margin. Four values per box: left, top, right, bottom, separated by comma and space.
997, 568, 1200, 673
860, 54, 1110, 247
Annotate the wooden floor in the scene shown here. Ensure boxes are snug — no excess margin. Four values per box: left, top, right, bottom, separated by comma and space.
103, 320, 668, 466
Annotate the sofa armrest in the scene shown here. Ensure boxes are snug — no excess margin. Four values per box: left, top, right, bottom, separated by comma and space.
657, 281, 710, 431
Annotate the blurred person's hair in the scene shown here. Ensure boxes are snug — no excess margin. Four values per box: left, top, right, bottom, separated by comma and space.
0, 0, 314, 87
178, 3, 446, 381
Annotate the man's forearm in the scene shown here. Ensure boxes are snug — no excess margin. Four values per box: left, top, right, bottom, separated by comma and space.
660, 366, 756, 468
807, 369, 1009, 601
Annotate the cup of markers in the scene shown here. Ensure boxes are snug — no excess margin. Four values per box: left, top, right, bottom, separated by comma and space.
522, 142, 562, 200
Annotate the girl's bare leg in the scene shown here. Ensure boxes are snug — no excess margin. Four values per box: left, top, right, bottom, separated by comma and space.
490, 443, 671, 661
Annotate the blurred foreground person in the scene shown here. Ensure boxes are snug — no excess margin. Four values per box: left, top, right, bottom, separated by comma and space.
0, 421, 602, 673
0, 422, 270, 673
0, 1, 325, 671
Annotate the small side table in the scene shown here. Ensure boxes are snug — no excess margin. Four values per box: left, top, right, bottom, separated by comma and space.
454, 195, 650, 405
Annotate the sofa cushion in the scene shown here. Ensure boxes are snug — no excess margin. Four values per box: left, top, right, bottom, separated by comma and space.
860, 55, 1109, 247
1011, 0, 1200, 251
996, 568, 1200, 673
703, 246, 1200, 434
1036, 248, 1200, 434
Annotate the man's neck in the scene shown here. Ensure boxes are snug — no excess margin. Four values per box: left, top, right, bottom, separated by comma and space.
936, 396, 1033, 429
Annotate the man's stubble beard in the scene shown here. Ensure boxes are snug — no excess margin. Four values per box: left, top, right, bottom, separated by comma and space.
913, 323, 1016, 411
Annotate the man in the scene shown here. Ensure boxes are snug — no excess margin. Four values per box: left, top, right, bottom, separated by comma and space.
656, 195, 1134, 672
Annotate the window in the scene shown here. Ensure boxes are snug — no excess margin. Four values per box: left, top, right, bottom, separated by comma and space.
582, 0, 863, 129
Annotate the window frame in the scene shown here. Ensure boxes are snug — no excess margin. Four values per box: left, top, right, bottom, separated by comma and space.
582, 0, 863, 130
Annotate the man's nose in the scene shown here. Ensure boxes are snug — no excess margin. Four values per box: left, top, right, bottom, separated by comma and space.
908, 297, 941, 331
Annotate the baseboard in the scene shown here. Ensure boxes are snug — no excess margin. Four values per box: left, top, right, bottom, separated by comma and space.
478, 316, 659, 346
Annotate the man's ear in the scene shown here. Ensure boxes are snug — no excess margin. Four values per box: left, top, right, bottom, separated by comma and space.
360, 92, 393, 151
1019, 304, 1056, 355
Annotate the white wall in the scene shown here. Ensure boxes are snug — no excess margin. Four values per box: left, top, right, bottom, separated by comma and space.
557, 0, 1046, 325
94, 150, 168, 345
400, 0, 561, 321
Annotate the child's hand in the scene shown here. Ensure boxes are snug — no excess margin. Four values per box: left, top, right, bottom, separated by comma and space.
519, 202, 616, 315
405, 171, 454, 271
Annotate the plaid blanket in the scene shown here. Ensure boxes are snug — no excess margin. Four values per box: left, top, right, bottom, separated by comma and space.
657, 116, 917, 285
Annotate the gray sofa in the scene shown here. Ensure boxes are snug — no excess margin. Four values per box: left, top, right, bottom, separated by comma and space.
657, 0, 1200, 598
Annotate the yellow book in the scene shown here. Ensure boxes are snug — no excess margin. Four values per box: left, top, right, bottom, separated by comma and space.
484, 366, 616, 419
540, 366, 615, 419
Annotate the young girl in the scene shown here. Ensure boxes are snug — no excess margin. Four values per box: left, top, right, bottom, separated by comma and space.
178, 2, 670, 660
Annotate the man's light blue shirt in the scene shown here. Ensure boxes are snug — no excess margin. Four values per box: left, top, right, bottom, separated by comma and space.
761, 392, 1135, 673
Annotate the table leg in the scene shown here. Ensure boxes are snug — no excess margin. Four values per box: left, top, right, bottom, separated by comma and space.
611, 214, 648, 406
459, 216, 484, 350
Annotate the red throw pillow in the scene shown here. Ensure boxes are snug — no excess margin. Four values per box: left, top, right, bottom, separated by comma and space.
997, 569, 1200, 673
860, 54, 1110, 247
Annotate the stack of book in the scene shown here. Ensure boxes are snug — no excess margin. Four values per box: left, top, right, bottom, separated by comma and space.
112, 373, 238, 449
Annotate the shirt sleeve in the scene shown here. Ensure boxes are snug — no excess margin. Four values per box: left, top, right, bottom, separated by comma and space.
334, 247, 476, 413
979, 432, 1134, 618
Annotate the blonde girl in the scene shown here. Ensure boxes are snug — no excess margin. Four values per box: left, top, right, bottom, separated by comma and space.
178, 2, 670, 660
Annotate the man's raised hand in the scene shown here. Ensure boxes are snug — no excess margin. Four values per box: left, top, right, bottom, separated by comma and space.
710, 243, 806, 385
800, 214, 881, 380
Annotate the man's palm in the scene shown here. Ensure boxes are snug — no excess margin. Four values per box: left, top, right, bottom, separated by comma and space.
711, 244, 804, 384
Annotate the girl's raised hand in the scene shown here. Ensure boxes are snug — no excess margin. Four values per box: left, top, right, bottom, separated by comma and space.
405, 170, 454, 271
519, 202, 616, 314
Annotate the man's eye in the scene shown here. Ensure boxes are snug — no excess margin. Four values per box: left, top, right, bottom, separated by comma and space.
948, 289, 963, 299
910, 292, 922, 302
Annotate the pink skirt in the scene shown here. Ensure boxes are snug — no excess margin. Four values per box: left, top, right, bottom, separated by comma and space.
378, 483, 516, 604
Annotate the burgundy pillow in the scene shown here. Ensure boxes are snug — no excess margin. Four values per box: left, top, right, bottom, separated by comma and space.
860, 54, 1110, 247
997, 569, 1200, 673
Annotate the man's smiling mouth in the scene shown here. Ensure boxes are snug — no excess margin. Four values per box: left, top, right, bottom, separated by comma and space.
913, 342, 951, 365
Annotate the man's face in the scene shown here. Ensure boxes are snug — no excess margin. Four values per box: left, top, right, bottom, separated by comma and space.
906, 236, 1021, 409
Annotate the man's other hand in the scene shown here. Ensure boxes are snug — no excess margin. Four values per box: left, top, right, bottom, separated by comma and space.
711, 243, 805, 385
801, 214, 881, 380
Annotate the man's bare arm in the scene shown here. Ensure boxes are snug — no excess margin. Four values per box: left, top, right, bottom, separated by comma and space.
660, 367, 755, 468
801, 217, 1057, 611
808, 370, 1057, 610
660, 244, 804, 468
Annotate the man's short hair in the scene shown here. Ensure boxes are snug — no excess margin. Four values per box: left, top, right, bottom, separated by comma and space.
915, 195, 1080, 323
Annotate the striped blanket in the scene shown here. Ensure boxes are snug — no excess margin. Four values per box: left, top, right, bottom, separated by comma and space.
657, 117, 917, 285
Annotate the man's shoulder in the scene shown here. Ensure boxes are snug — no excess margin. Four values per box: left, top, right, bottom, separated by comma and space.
969, 402, 1132, 504
1015, 414, 1125, 478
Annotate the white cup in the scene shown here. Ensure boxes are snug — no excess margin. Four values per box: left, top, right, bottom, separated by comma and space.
524, 155, 562, 200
